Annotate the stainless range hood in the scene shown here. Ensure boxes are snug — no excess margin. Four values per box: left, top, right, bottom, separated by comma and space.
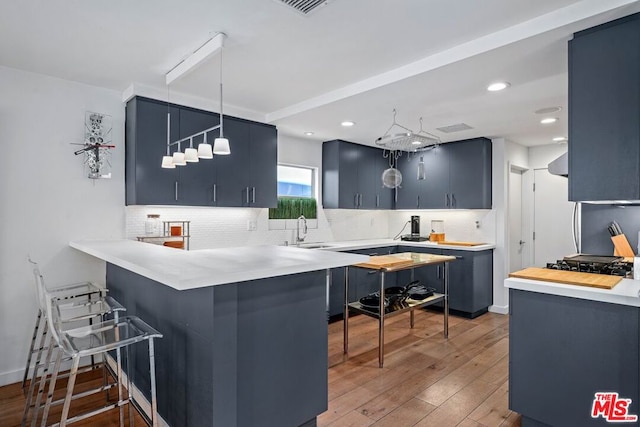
548, 152, 568, 177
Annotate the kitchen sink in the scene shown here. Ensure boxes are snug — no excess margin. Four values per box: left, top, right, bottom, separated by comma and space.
298, 243, 333, 249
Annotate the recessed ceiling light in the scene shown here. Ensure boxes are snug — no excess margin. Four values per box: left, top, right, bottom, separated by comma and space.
411, 140, 422, 145
341, 121, 355, 127
540, 117, 558, 124
487, 82, 510, 92
552, 136, 567, 142
304, 131, 314, 136
535, 106, 562, 115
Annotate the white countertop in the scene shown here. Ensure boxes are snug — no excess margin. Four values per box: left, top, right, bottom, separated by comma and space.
505, 277, 640, 307
302, 238, 495, 252
70, 240, 368, 291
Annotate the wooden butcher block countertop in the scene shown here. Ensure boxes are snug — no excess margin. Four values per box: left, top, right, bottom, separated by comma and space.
509, 267, 622, 289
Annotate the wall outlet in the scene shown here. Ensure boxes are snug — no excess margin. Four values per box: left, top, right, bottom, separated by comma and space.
247, 220, 257, 231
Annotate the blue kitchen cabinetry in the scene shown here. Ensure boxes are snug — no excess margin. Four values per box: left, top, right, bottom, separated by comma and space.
125, 96, 277, 207
398, 246, 493, 318
322, 140, 394, 209
395, 138, 492, 209
569, 13, 640, 202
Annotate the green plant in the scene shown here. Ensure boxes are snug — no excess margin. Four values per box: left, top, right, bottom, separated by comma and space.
269, 197, 317, 219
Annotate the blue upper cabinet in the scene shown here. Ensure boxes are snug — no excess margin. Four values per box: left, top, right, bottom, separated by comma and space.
125, 97, 277, 207
396, 138, 491, 210
322, 140, 394, 209
569, 13, 640, 202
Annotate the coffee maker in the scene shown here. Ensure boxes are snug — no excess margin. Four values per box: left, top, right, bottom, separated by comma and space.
401, 215, 429, 241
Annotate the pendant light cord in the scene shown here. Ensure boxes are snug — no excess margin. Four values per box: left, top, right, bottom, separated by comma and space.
166, 84, 171, 155
219, 43, 224, 138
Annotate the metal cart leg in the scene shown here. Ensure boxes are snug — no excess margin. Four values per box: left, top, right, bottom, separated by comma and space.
343, 266, 349, 355
379, 271, 386, 368
443, 262, 449, 339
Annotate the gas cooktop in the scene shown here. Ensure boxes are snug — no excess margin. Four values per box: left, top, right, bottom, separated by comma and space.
546, 255, 632, 277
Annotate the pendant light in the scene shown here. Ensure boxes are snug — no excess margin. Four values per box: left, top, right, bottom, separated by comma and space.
197, 132, 213, 159
184, 138, 199, 162
213, 43, 231, 155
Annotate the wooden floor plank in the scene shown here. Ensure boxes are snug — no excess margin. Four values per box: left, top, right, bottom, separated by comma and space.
468, 379, 512, 426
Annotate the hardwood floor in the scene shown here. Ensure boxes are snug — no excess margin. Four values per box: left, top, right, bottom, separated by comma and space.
0, 368, 146, 427
0, 310, 518, 426
321, 310, 520, 427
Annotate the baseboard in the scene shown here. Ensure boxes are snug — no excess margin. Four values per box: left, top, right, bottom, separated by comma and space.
489, 305, 509, 315
0, 368, 24, 387
105, 355, 170, 427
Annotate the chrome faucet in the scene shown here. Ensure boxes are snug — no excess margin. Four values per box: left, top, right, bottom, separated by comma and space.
296, 215, 308, 244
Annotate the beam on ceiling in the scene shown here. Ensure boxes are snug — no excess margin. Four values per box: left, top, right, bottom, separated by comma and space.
166, 32, 226, 85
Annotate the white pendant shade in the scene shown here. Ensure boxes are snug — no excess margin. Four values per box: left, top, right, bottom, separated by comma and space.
161, 155, 175, 168
213, 137, 231, 155
197, 143, 213, 159
172, 151, 187, 166
417, 157, 426, 180
184, 148, 199, 162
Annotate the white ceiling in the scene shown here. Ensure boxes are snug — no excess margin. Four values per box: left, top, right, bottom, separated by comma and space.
1, 0, 639, 147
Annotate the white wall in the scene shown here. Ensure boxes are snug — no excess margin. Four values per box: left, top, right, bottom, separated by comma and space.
491, 138, 529, 314
0, 66, 126, 386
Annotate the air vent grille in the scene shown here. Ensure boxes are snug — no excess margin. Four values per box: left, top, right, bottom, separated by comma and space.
436, 123, 473, 133
276, 0, 334, 15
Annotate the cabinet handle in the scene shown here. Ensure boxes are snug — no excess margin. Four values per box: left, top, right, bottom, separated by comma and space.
437, 265, 441, 279
354, 193, 359, 208
369, 253, 379, 256
416, 195, 420, 208
395, 188, 398, 203
175, 181, 178, 201
246, 187, 250, 204
376, 194, 380, 207
445, 193, 450, 208
213, 184, 217, 202
252, 187, 256, 204
367, 270, 377, 275
359, 193, 363, 207
451, 193, 455, 208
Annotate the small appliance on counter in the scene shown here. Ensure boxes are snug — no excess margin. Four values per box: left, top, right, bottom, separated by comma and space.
401, 216, 429, 242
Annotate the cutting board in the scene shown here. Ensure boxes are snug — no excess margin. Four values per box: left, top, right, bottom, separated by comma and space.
355, 255, 414, 270
509, 267, 622, 289
438, 241, 484, 247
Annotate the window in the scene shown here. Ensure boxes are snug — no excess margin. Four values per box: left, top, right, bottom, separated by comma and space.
269, 164, 317, 219
277, 165, 315, 198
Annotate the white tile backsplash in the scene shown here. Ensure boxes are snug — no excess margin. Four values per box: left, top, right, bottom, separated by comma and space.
126, 206, 495, 250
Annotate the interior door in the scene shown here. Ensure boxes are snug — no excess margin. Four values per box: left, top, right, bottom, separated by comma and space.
509, 167, 525, 272
533, 169, 577, 266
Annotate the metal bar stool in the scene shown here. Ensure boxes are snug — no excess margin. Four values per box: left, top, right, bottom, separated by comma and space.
31, 269, 162, 427
23, 262, 127, 427
22, 266, 106, 391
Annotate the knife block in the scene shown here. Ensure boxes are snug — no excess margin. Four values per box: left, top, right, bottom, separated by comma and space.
612, 234, 635, 258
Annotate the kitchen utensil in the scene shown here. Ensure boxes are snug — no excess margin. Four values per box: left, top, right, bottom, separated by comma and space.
612, 221, 623, 235
509, 267, 622, 289
358, 295, 389, 310
563, 254, 623, 264
382, 166, 402, 188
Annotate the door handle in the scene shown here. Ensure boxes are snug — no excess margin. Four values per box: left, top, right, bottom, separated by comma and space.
213, 184, 217, 202
519, 240, 526, 245
175, 181, 178, 201
252, 187, 256, 204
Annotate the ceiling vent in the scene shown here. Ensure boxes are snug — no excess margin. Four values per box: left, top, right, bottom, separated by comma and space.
275, 0, 335, 16
436, 123, 473, 133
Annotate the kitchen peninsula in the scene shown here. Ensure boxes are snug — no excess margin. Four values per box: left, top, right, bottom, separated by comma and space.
70, 239, 368, 427
506, 276, 640, 427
